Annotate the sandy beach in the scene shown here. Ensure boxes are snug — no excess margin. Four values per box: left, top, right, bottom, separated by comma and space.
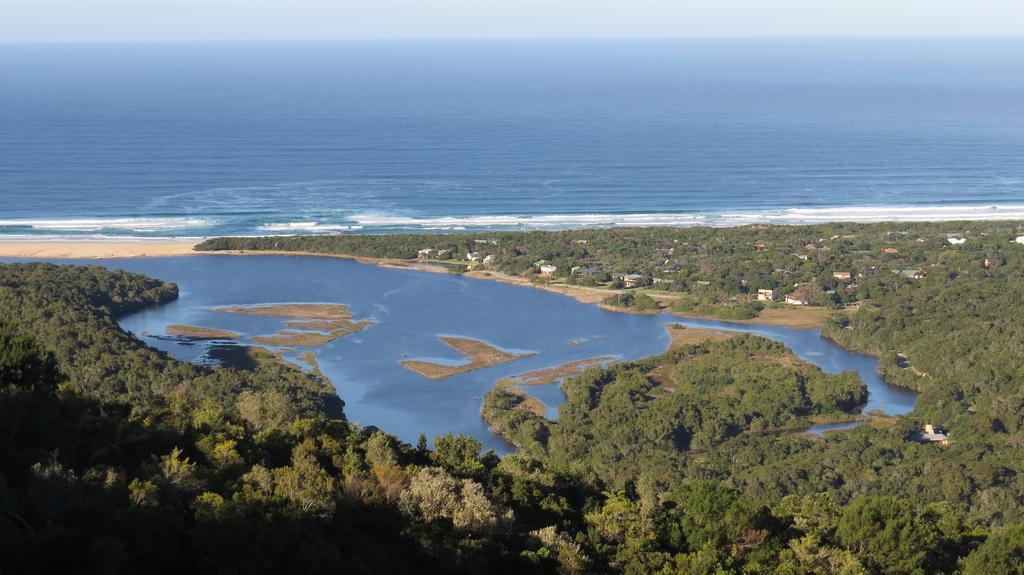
0, 241, 199, 259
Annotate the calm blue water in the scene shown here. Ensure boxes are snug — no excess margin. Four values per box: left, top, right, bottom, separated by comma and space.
2, 39, 1024, 238
4, 255, 915, 451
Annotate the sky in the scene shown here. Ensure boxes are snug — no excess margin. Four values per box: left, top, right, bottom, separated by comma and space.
2, 0, 1023, 42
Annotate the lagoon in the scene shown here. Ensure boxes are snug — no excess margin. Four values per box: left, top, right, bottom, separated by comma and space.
12, 254, 916, 452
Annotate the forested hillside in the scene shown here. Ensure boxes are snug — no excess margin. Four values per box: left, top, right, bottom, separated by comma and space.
484, 336, 866, 487
3, 260, 1024, 573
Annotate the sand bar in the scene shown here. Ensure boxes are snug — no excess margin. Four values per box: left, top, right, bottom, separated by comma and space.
402, 336, 535, 381
0, 241, 198, 259
497, 356, 618, 387
165, 324, 242, 340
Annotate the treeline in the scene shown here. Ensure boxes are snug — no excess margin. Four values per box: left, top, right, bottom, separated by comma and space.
484, 335, 867, 488
0, 263, 341, 417
196, 221, 1023, 307
5, 239, 1024, 573
0, 279, 1020, 573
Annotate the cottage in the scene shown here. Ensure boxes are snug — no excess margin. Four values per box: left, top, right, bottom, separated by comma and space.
1014, 236, 1024, 245
417, 248, 435, 259
948, 237, 967, 245
622, 274, 644, 288
652, 277, 674, 286
918, 424, 950, 445
575, 267, 600, 278
482, 254, 496, 264
784, 292, 807, 306
539, 264, 557, 276
466, 251, 485, 263
757, 289, 775, 302
832, 271, 853, 281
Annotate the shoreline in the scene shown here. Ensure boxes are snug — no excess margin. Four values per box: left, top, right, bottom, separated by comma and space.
0, 240, 832, 328
0, 240, 200, 259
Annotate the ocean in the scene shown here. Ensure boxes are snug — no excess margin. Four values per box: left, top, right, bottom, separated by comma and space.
2, 38, 1023, 238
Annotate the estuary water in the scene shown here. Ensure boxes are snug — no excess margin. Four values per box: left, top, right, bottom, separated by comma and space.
27, 254, 916, 452
2, 39, 1024, 238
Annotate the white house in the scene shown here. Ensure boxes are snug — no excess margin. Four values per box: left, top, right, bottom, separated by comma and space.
1014, 236, 1024, 245
417, 248, 435, 259
466, 251, 485, 263
622, 274, 644, 288
539, 264, 557, 276
757, 289, 775, 302
948, 237, 967, 245
784, 292, 807, 306
919, 424, 950, 445
482, 254, 496, 264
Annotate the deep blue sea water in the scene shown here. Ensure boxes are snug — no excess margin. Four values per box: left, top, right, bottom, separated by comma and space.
2, 38, 1024, 238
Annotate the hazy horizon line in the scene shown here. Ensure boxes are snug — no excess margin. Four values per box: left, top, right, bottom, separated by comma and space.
3, 34, 1024, 46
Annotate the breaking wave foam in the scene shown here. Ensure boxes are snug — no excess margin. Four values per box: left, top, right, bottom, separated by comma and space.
257, 222, 363, 232
0, 217, 214, 233
352, 204, 1024, 230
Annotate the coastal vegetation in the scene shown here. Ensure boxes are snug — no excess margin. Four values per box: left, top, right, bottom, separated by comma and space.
199, 221, 1024, 444
482, 335, 869, 483
400, 336, 535, 380
197, 221, 1019, 315
600, 292, 660, 312
9, 214, 1024, 574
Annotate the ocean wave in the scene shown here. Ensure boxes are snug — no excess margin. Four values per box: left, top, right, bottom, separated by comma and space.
350, 213, 708, 228
3, 204, 1023, 240
0, 217, 214, 233
257, 222, 364, 232
351, 205, 1024, 229
718, 205, 1024, 225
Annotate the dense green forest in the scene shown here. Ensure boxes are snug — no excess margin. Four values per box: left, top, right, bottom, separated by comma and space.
483, 336, 867, 486
7, 217, 1024, 574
